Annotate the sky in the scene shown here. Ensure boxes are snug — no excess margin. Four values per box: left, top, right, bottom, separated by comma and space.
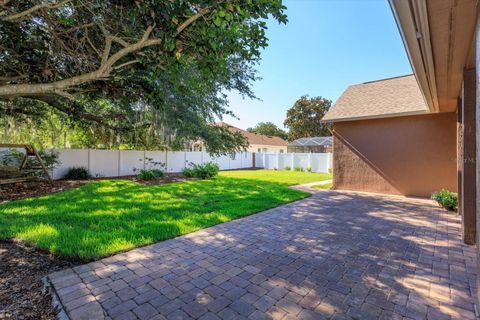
223, 0, 413, 130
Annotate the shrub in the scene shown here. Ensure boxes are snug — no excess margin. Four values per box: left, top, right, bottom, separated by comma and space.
306, 167, 313, 173
137, 169, 163, 180
183, 162, 219, 179
294, 166, 304, 172
63, 167, 90, 180
431, 189, 458, 212
284, 166, 291, 171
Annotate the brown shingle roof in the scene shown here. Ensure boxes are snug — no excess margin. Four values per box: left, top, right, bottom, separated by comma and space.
322, 75, 428, 123
216, 122, 287, 146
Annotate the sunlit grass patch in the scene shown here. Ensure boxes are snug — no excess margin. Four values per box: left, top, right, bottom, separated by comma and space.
313, 182, 333, 190
0, 170, 323, 259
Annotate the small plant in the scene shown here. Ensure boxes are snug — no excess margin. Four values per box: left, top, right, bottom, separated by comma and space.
136, 169, 163, 180
306, 166, 313, 173
63, 167, 90, 180
284, 166, 291, 171
431, 189, 458, 212
133, 157, 165, 180
182, 161, 219, 179
294, 166, 304, 172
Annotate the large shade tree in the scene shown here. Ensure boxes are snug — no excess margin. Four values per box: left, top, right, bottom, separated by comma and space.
284, 95, 331, 141
246, 121, 287, 140
0, 0, 287, 154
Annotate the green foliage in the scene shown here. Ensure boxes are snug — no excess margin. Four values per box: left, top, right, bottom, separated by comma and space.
63, 167, 90, 180
431, 189, 458, 212
284, 95, 332, 141
183, 162, 219, 179
0, 173, 307, 258
1, 0, 288, 155
137, 169, 164, 180
306, 166, 312, 173
247, 122, 288, 140
294, 166, 304, 172
284, 166, 291, 171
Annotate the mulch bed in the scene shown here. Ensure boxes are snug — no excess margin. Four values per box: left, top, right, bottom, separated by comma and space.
0, 180, 88, 203
0, 240, 78, 320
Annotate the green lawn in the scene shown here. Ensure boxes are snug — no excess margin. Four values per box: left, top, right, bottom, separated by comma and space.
0, 170, 331, 259
220, 169, 332, 185
313, 182, 333, 189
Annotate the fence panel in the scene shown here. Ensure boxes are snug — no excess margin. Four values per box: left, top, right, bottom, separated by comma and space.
119, 150, 144, 176
89, 150, 119, 178
254, 152, 332, 173
144, 151, 167, 169
53, 149, 89, 179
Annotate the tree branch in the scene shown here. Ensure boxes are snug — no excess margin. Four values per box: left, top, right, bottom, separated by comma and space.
1, 0, 72, 21
176, 7, 212, 35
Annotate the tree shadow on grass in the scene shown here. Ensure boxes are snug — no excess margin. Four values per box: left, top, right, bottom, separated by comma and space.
0, 177, 309, 259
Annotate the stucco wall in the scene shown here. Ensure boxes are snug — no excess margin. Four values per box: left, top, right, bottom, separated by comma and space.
332, 112, 457, 197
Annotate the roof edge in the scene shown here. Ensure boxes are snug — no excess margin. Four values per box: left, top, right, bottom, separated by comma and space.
321, 109, 428, 123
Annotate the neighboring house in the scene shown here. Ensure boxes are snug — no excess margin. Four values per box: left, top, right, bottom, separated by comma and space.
322, 74, 456, 198
216, 122, 287, 153
287, 137, 332, 153
187, 122, 287, 153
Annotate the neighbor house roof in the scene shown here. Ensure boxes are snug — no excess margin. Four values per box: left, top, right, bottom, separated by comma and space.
216, 122, 287, 146
288, 136, 332, 147
321, 74, 428, 123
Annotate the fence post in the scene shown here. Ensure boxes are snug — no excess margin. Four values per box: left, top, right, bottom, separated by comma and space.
263, 153, 266, 169
291, 153, 294, 171
87, 149, 91, 176
276, 153, 280, 170
117, 150, 121, 177
308, 153, 312, 171
184, 151, 187, 170
143, 150, 146, 170
165, 150, 168, 172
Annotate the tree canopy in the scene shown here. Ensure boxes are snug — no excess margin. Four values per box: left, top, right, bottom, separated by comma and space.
246, 121, 288, 140
0, 0, 287, 154
284, 95, 331, 141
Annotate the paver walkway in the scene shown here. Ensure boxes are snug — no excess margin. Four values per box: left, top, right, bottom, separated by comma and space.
49, 189, 478, 320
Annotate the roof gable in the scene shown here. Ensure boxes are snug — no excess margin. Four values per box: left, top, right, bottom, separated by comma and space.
322, 75, 428, 123
216, 122, 287, 146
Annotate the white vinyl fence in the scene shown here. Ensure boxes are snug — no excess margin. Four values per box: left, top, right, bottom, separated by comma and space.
52, 149, 254, 179
0, 148, 332, 179
255, 152, 332, 173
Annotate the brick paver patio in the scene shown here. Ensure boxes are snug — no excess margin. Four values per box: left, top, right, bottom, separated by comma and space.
49, 189, 478, 320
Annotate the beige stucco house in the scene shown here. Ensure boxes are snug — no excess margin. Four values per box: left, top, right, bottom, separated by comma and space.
322, 74, 457, 198
217, 122, 287, 153
188, 122, 287, 153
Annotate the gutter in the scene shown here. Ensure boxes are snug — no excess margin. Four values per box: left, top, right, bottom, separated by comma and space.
388, 0, 439, 113
320, 109, 428, 124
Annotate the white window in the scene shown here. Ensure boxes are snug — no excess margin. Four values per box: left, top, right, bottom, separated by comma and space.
262, 148, 267, 153
279, 149, 284, 153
